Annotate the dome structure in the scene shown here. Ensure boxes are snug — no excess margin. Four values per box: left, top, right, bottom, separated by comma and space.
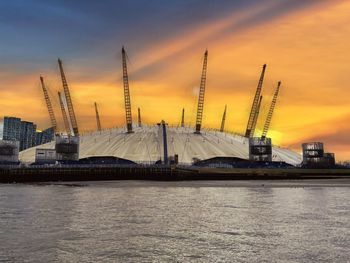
19, 125, 302, 165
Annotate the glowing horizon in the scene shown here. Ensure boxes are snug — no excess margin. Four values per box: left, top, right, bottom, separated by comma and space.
1, 0, 350, 160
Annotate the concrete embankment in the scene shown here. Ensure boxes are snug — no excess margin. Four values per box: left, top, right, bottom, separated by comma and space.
1, 165, 350, 183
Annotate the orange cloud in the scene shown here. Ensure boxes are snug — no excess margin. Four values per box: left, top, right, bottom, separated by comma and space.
2, 1, 350, 160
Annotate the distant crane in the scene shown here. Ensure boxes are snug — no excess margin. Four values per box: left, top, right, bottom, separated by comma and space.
58, 91, 71, 136
138, 107, 142, 127
245, 64, 267, 137
40, 76, 57, 134
220, 105, 227, 132
195, 50, 208, 134
251, 95, 263, 137
58, 58, 79, 136
121, 47, 133, 133
94, 102, 102, 131
181, 108, 185, 128
261, 81, 281, 140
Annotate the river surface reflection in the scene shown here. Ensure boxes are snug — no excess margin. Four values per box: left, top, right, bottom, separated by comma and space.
0, 180, 349, 262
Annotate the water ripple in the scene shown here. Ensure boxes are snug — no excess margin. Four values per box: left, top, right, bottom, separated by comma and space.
0, 182, 349, 262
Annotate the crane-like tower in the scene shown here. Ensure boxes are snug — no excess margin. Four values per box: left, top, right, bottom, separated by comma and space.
40, 76, 57, 134
245, 64, 266, 137
251, 95, 263, 137
94, 102, 102, 131
220, 105, 227, 132
181, 108, 185, 128
58, 91, 71, 136
122, 47, 133, 133
194, 50, 208, 134
261, 81, 281, 139
58, 58, 79, 136
138, 107, 142, 127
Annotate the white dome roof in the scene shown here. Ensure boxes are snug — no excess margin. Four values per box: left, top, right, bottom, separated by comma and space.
19, 125, 302, 165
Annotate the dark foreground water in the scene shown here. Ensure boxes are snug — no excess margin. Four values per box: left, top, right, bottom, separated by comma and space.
0, 180, 349, 262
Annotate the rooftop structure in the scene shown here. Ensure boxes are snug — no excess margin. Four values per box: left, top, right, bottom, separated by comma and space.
58, 58, 79, 136
40, 76, 57, 134
194, 50, 208, 134
95, 102, 102, 131
245, 64, 266, 137
121, 47, 133, 133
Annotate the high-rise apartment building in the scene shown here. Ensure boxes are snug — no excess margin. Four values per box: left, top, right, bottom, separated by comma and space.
35, 127, 55, 145
20, 121, 36, 151
3, 117, 21, 142
2, 116, 54, 151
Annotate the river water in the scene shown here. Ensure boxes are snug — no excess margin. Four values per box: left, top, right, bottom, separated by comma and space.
0, 180, 349, 262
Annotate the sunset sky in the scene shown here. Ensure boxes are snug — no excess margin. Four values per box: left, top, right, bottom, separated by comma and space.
1, 0, 350, 159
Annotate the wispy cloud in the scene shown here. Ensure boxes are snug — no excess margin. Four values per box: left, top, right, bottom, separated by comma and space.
1, 0, 350, 159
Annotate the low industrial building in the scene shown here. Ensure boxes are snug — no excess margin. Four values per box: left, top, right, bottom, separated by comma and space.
0, 140, 19, 164
302, 142, 335, 168
55, 135, 79, 161
249, 137, 272, 162
35, 148, 57, 164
